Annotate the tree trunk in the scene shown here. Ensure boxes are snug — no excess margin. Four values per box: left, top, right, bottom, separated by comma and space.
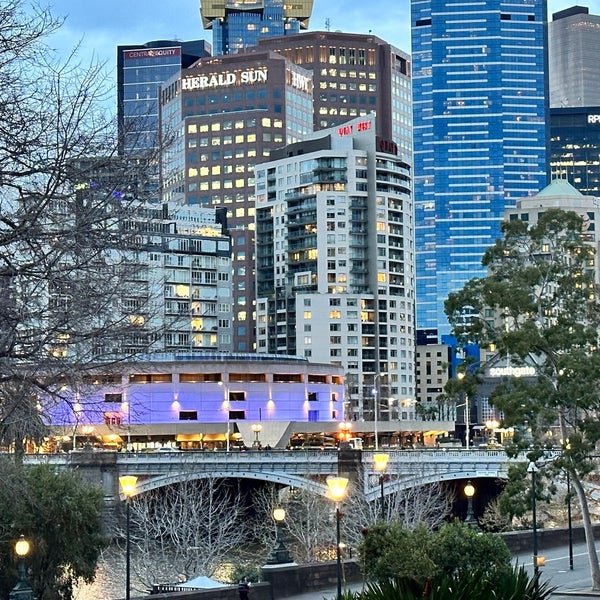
572, 474, 600, 590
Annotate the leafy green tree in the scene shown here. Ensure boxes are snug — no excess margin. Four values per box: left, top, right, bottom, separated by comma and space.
360, 521, 511, 584
355, 565, 553, 600
361, 522, 436, 583
0, 460, 107, 600
445, 208, 600, 589
430, 521, 512, 576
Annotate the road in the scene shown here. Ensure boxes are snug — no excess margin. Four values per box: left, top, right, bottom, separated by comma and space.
286, 543, 600, 600
513, 542, 600, 595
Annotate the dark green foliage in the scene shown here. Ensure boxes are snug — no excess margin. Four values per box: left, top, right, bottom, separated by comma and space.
360, 521, 511, 585
361, 523, 436, 584
430, 520, 512, 576
444, 207, 600, 587
352, 565, 553, 600
0, 459, 107, 600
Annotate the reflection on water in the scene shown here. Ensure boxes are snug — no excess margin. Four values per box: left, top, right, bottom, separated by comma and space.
73, 545, 236, 600
74, 548, 126, 600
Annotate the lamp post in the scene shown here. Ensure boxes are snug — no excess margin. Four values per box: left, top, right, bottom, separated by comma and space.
120, 475, 138, 600
486, 419, 500, 444
219, 381, 230, 452
9, 535, 34, 600
372, 373, 388, 450
456, 372, 470, 449
567, 469, 574, 570
563, 439, 574, 571
251, 423, 262, 448
527, 462, 539, 587
327, 475, 349, 600
373, 453, 389, 521
266, 508, 293, 564
464, 480, 476, 526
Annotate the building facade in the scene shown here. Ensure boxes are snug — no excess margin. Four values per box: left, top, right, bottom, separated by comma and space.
411, 0, 549, 337
549, 6, 600, 108
160, 50, 314, 352
200, 0, 314, 56
254, 114, 416, 422
117, 40, 211, 155
550, 106, 600, 196
45, 354, 345, 451
253, 31, 412, 153
120, 201, 233, 356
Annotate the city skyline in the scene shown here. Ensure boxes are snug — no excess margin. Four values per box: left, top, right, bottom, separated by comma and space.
45, 0, 591, 79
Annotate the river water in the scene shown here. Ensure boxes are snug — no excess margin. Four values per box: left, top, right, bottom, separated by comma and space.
73, 546, 236, 600
74, 549, 127, 600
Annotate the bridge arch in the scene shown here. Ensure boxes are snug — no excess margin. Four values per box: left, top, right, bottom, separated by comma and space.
124, 469, 329, 501
363, 468, 509, 503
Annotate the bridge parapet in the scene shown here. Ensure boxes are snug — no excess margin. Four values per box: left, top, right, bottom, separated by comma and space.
21, 449, 527, 507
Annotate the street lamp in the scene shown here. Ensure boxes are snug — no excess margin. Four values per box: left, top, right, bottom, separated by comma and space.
456, 372, 470, 449
527, 462, 539, 588
567, 469, 574, 570
338, 420, 352, 444
464, 480, 476, 526
251, 423, 262, 448
372, 373, 386, 450
120, 475, 138, 600
373, 453, 389, 521
326, 476, 349, 600
486, 419, 500, 444
562, 439, 574, 571
218, 381, 230, 452
9, 535, 34, 600
266, 507, 293, 564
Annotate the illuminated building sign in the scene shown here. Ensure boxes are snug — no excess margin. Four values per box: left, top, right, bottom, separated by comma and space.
286, 69, 312, 93
337, 120, 372, 136
489, 366, 536, 378
182, 68, 268, 91
588, 115, 600, 124
378, 139, 398, 155
124, 48, 181, 60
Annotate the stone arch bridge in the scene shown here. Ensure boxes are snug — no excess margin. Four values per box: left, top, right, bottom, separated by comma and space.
23, 448, 522, 509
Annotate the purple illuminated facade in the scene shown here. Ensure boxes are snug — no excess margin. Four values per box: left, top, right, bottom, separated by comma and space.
46, 354, 345, 450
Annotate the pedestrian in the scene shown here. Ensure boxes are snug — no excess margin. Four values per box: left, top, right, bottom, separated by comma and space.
238, 577, 250, 600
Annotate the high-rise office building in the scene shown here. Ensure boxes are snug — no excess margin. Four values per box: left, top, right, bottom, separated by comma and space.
117, 40, 211, 155
254, 114, 416, 421
253, 31, 412, 153
550, 106, 600, 195
161, 32, 412, 353
549, 6, 600, 108
548, 7, 600, 196
160, 50, 314, 352
411, 0, 549, 337
200, 0, 313, 56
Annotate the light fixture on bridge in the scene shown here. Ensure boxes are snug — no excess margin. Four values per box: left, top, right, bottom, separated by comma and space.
265, 507, 293, 565
338, 420, 352, 443
326, 476, 349, 600
251, 423, 263, 449
9, 535, 34, 600
119, 475, 138, 600
373, 453, 389, 521
463, 480, 476, 526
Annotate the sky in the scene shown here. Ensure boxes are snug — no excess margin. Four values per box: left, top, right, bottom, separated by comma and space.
43, 0, 599, 79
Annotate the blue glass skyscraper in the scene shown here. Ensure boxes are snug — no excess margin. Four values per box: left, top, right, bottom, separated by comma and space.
117, 40, 211, 155
411, 0, 549, 337
200, 0, 313, 55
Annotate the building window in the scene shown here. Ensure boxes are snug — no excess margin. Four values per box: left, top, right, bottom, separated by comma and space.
104, 393, 123, 403
179, 411, 198, 421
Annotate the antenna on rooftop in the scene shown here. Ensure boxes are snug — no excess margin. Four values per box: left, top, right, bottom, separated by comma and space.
325, 18, 331, 31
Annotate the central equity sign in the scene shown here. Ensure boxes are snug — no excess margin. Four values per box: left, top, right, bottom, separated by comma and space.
182, 68, 268, 91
